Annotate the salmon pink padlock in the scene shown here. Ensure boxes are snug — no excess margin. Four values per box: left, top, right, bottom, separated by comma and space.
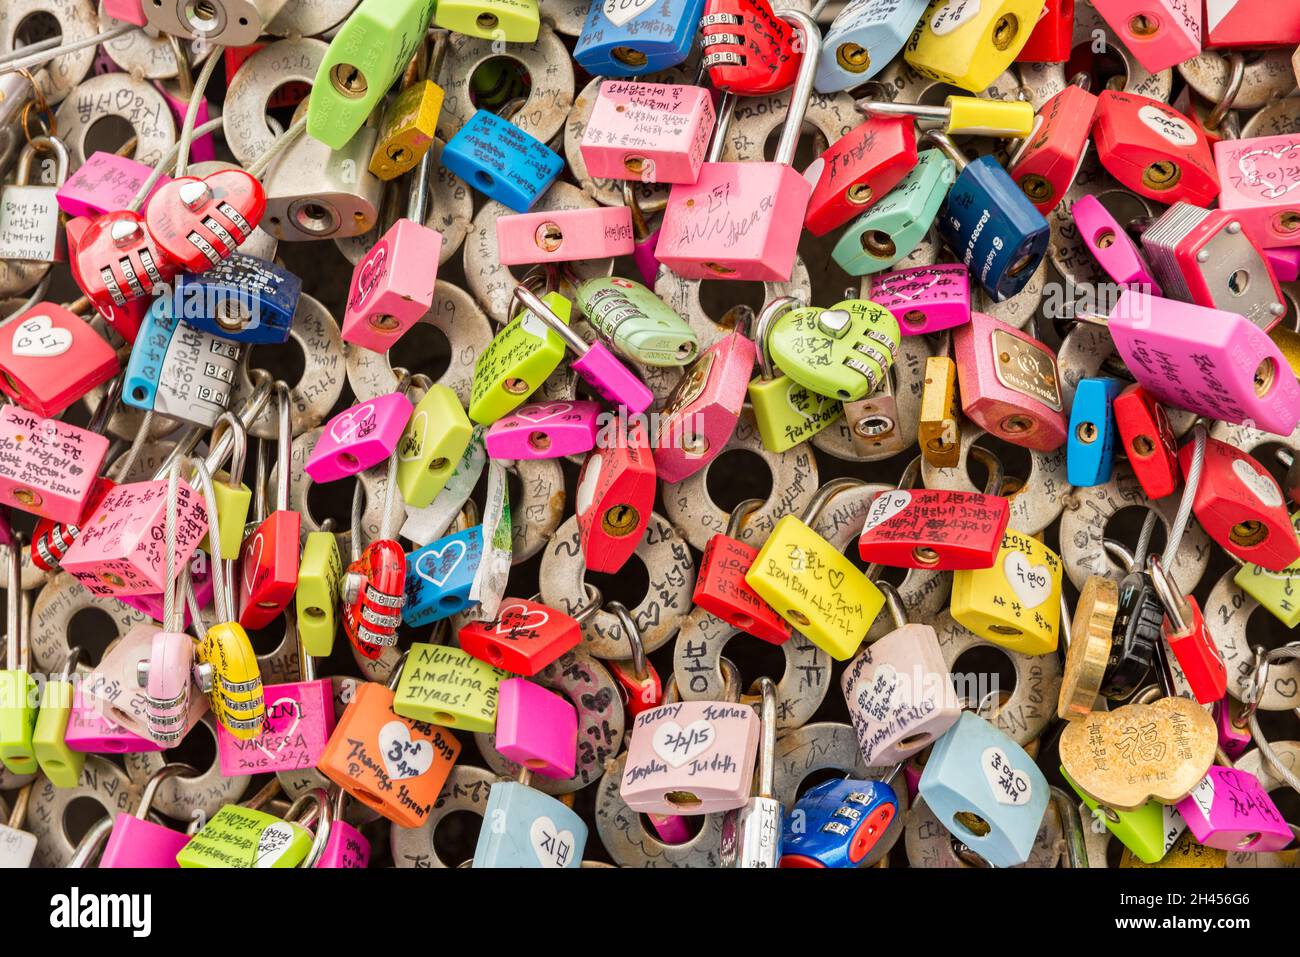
579, 80, 717, 185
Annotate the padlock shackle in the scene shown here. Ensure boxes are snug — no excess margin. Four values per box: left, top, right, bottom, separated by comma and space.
1049, 785, 1090, 869
5, 537, 23, 671
753, 296, 802, 380
920, 130, 968, 172
14, 134, 69, 188
514, 285, 589, 356
386, 649, 412, 691
188, 458, 236, 622
67, 816, 114, 869
724, 498, 764, 539
59, 645, 82, 685
968, 445, 1005, 497
708, 93, 737, 164
284, 787, 334, 868
875, 581, 907, 630
1205, 52, 1246, 133
772, 10, 822, 170
606, 600, 647, 681
87, 375, 124, 436
156, 375, 274, 479
206, 412, 249, 491
273, 381, 292, 512
1146, 554, 1190, 633
798, 477, 865, 526
755, 675, 776, 800
137, 763, 201, 820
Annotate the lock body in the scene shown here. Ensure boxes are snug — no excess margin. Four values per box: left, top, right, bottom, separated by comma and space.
779, 779, 897, 868
1066, 377, 1124, 488
308, 394, 415, 483
396, 385, 474, 509
442, 110, 565, 213
124, 300, 244, 428
816, 0, 930, 92
833, 149, 955, 275
1009, 85, 1098, 215
904, 0, 1046, 93
857, 488, 1010, 570
1093, 92, 1219, 208
343, 218, 444, 351
239, 510, 302, 631
654, 332, 753, 483
0, 305, 119, 418
1090, 0, 1201, 74
951, 529, 1062, 654
404, 527, 484, 626
459, 598, 583, 675
143, 170, 267, 275
297, 530, 343, 657
393, 644, 507, 732
344, 539, 407, 656
700, 0, 803, 94
581, 81, 716, 185
498, 208, 634, 266
470, 292, 571, 425
485, 400, 602, 460
1176, 766, 1292, 853
176, 253, 300, 345
575, 278, 700, 367
261, 126, 384, 242
1216, 134, 1300, 249
805, 115, 918, 236
0, 406, 110, 524
496, 679, 578, 779
869, 263, 970, 335
177, 805, 314, 868
574, 0, 705, 76
576, 422, 656, 574
473, 781, 588, 867
69, 210, 178, 321
1071, 196, 1162, 293
767, 299, 901, 403
694, 533, 791, 644
216, 677, 336, 776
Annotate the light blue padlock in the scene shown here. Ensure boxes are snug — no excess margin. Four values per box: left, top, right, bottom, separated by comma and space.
472, 777, 588, 868
832, 148, 955, 276
403, 526, 484, 626
573, 0, 705, 77
1067, 377, 1125, 488
917, 711, 1048, 868
816, 0, 929, 92
441, 111, 564, 213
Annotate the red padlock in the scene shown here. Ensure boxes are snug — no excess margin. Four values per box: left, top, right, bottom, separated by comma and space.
1009, 84, 1098, 215
693, 499, 791, 645
1204, 0, 1300, 46
701, 0, 802, 95
1092, 91, 1219, 208
0, 304, 120, 418
576, 418, 655, 575
459, 591, 597, 676
143, 169, 266, 274
343, 538, 407, 658
605, 601, 662, 719
1113, 384, 1180, 500
804, 115, 917, 237
68, 210, 179, 323
238, 383, 300, 630
1015, 0, 1074, 62
1148, 555, 1227, 705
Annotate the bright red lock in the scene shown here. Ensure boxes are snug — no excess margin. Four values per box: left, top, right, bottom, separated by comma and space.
1148, 555, 1227, 705
0, 305, 120, 418
238, 383, 299, 630
857, 487, 1011, 571
68, 210, 179, 324
576, 418, 655, 575
1009, 84, 1098, 214
701, 0, 802, 95
343, 539, 407, 658
144, 169, 266, 274
605, 601, 663, 718
694, 522, 791, 645
804, 116, 917, 237
1092, 91, 1219, 208
459, 597, 584, 675
1113, 385, 1180, 500
1016, 0, 1074, 62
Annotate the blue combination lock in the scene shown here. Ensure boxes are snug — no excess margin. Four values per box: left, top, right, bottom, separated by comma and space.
1067, 376, 1125, 488
931, 131, 1050, 303
176, 253, 300, 345
123, 298, 244, 428
403, 525, 484, 626
472, 779, 588, 868
442, 110, 565, 212
573, 0, 705, 77
779, 778, 898, 868
816, 0, 929, 92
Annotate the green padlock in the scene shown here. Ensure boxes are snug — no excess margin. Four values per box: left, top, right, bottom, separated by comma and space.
574, 277, 699, 367
0, 544, 36, 775
469, 290, 573, 425
1062, 766, 1183, 865
397, 381, 474, 509
297, 526, 343, 659
832, 149, 956, 276
32, 649, 83, 789
767, 297, 901, 403
747, 297, 842, 452
177, 793, 323, 869
309, 0, 439, 150
392, 644, 508, 732
198, 413, 251, 560
1234, 511, 1300, 627
435, 0, 540, 42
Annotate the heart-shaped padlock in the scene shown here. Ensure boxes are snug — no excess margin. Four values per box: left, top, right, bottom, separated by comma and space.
344, 539, 408, 659
143, 169, 267, 274
767, 298, 902, 402
701, 0, 802, 95
69, 210, 179, 320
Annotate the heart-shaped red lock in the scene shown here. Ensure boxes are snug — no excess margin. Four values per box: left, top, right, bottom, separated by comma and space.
701, 0, 802, 95
143, 168, 267, 274
344, 539, 407, 659
69, 210, 179, 330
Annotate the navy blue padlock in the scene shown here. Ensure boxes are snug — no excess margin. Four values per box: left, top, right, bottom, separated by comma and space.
123, 298, 243, 428
816, 0, 928, 93
1067, 376, 1125, 488
573, 0, 704, 77
403, 526, 484, 626
175, 253, 300, 345
931, 131, 1050, 303
472, 776, 588, 868
779, 777, 898, 868
442, 111, 564, 213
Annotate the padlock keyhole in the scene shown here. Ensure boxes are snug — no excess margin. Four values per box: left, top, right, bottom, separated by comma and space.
952, 810, 991, 837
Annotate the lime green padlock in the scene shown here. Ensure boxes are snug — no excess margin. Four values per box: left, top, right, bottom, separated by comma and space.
435, 0, 540, 42
574, 277, 700, 367
309, 0, 440, 150
397, 382, 474, 509
297, 528, 343, 658
1234, 511, 1300, 626
1063, 766, 1183, 866
748, 297, 843, 452
198, 413, 251, 560
0, 544, 36, 775
392, 644, 508, 732
469, 290, 573, 425
32, 649, 84, 789
177, 794, 323, 869
766, 297, 901, 403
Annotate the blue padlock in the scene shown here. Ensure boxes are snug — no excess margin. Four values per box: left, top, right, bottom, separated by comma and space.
403, 526, 484, 626
816, 0, 929, 92
472, 778, 588, 868
931, 131, 1050, 303
123, 297, 243, 428
573, 0, 704, 77
441, 111, 564, 213
918, 711, 1048, 868
1067, 377, 1125, 488
175, 253, 300, 345
779, 777, 898, 868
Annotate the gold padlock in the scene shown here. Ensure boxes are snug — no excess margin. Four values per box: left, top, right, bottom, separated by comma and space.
919, 354, 960, 469
369, 32, 448, 181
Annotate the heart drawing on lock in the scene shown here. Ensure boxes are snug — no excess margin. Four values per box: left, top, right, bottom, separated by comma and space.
1004, 551, 1050, 609
860, 491, 911, 534
529, 815, 576, 868
575, 454, 603, 516
415, 540, 467, 588
514, 402, 573, 424
981, 746, 1033, 806
242, 533, 265, 595
398, 410, 429, 463
1235, 144, 1300, 200
1231, 458, 1283, 509
330, 404, 377, 445
253, 821, 298, 867
603, 0, 656, 27
11, 315, 72, 358
378, 720, 435, 780
651, 719, 715, 768
256, 696, 302, 759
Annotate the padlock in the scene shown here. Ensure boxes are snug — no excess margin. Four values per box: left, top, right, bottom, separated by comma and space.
307, 391, 415, 483
1213, 133, 1300, 251
98, 764, 198, 868
840, 367, 910, 458
1203, 0, 1300, 45
139, 609, 198, 747
404, 525, 484, 627
0, 136, 68, 263
804, 115, 917, 237
0, 405, 110, 525
1067, 377, 1124, 488
344, 534, 408, 658
393, 643, 508, 732
485, 399, 602, 460
1178, 437, 1299, 572
314, 787, 371, 869
142, 0, 289, 46
1147, 555, 1226, 706
469, 287, 574, 425
143, 168, 266, 276
833, 149, 956, 275
0, 784, 37, 868
576, 418, 655, 574
858, 452, 1010, 570
396, 381, 473, 510
1009, 84, 1098, 215
369, 33, 446, 181
56, 151, 170, 220
442, 110, 564, 214
459, 587, 599, 676
1090, 0, 1200, 74
951, 528, 1062, 654
175, 253, 301, 345
1071, 195, 1162, 293
747, 298, 847, 453
178, 789, 328, 868
260, 119, 384, 243
815, 0, 930, 92
573, 276, 700, 367
1015, 0, 1072, 61
31, 648, 84, 788
767, 298, 901, 403
472, 768, 588, 867
498, 207, 633, 267
1093, 92, 1219, 208
494, 678, 578, 780
699, 0, 801, 95
580, 81, 716, 188
953, 312, 1065, 452
297, 525, 342, 659
746, 478, 886, 660
0, 303, 119, 418
657, 16, 821, 283
780, 776, 899, 868
1059, 569, 1159, 721
723, 676, 781, 868
859, 95, 1036, 139
904, 0, 1047, 94
1176, 763, 1291, 853
918, 354, 960, 469
1233, 508, 1300, 628
694, 499, 790, 645
239, 385, 300, 630
194, 410, 254, 561
68, 208, 179, 323
1062, 765, 1188, 865
574, 0, 703, 76
602, 600, 664, 719
869, 263, 970, 335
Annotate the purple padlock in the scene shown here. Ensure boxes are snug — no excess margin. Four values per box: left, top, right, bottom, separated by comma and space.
485, 400, 602, 460
1176, 765, 1293, 853
306, 392, 415, 482
869, 264, 971, 335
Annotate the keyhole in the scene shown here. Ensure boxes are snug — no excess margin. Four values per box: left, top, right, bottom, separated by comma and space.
184, 0, 221, 31
330, 63, 369, 98
1275, 210, 1300, 234
1142, 160, 1182, 191
612, 47, 647, 68
860, 230, 896, 259
476, 12, 499, 30
846, 182, 873, 206
1255, 357, 1277, 397
1076, 421, 1098, 444
991, 14, 1019, 51
1018, 174, 1053, 204
527, 431, 550, 451
835, 42, 871, 74
1128, 13, 1160, 37
1131, 434, 1156, 458
1093, 228, 1116, 249
534, 222, 563, 252
600, 504, 640, 538
1228, 269, 1251, 296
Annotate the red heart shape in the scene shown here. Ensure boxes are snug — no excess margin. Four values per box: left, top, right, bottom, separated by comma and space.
143, 169, 267, 274
701, 0, 802, 95
69, 210, 179, 332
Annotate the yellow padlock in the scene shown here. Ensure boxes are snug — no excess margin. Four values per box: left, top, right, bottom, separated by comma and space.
369, 33, 447, 181
862, 96, 1035, 137
919, 355, 960, 469
905, 0, 1047, 94
950, 528, 1061, 654
745, 479, 885, 661
197, 620, 266, 741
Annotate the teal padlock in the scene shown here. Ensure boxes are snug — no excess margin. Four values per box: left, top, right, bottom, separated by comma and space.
573, 277, 700, 367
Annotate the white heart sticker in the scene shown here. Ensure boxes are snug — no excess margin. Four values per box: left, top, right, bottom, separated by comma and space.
1138, 105, 1198, 148
861, 491, 912, 534
415, 540, 467, 587
515, 402, 573, 424
529, 815, 576, 868
254, 821, 298, 867
378, 720, 434, 780
520, 309, 549, 339
651, 719, 714, 768
603, 0, 656, 27
981, 746, 1033, 806
575, 454, 603, 516
495, 603, 550, 635
329, 403, 377, 444
11, 315, 72, 358
398, 410, 429, 463
1231, 457, 1283, 509
1004, 551, 1050, 609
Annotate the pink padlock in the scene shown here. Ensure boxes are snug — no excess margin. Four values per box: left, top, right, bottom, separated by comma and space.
869, 264, 971, 335
61, 478, 209, 597
633, 226, 662, 286
497, 207, 634, 266
342, 214, 443, 352
485, 400, 602, 460
98, 765, 195, 868
494, 678, 578, 779
1107, 289, 1300, 436
306, 392, 415, 483
65, 690, 165, 753
580, 80, 717, 185
141, 631, 197, 745
1071, 195, 1162, 292
155, 80, 216, 165
116, 554, 214, 625
1213, 698, 1252, 761
1176, 765, 1293, 853
314, 789, 371, 868
1090, 0, 1202, 74
654, 329, 754, 484
1267, 248, 1300, 283
56, 151, 173, 219
1214, 134, 1300, 250
79, 623, 209, 742
0, 405, 110, 524
102, 0, 147, 24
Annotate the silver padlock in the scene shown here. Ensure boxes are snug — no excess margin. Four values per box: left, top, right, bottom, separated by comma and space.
0, 136, 67, 263
142, 0, 291, 47
53, 70, 177, 167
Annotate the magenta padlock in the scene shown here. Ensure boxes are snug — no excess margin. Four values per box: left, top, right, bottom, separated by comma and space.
56, 152, 172, 219
155, 83, 216, 165
315, 789, 371, 868
497, 207, 634, 265
1213, 699, 1252, 761
342, 208, 443, 353
306, 393, 415, 483
1176, 765, 1293, 853
485, 400, 602, 460
0, 405, 110, 524
65, 690, 166, 754
102, 0, 146, 24
141, 631, 197, 745
99, 766, 198, 868
869, 264, 971, 336
1071, 195, 1162, 293
116, 556, 214, 625
1107, 289, 1300, 436
1267, 248, 1300, 283
580, 80, 717, 185
494, 678, 578, 779
633, 227, 662, 286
